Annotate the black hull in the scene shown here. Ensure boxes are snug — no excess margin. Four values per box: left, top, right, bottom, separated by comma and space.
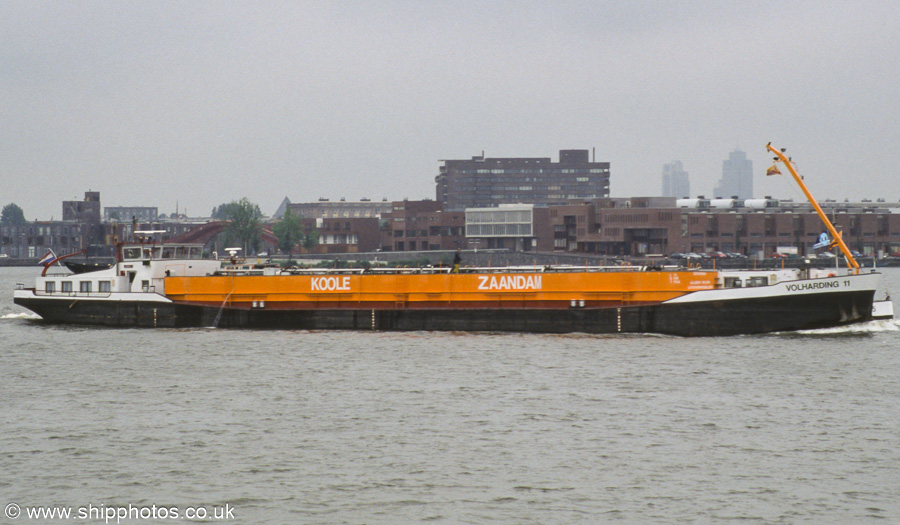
14, 296, 179, 328
17, 289, 874, 336
197, 290, 874, 336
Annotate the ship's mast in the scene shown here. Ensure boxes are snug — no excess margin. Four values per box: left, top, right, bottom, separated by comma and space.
766, 143, 859, 273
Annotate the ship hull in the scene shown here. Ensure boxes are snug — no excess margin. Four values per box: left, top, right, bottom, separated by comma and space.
183, 289, 873, 336
14, 272, 880, 336
13, 293, 180, 328
14, 292, 875, 336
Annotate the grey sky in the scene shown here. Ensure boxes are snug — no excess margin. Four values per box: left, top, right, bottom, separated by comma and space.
2, 1, 899, 220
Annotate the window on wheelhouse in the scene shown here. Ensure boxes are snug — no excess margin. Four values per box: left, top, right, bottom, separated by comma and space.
99, 281, 111, 293
61, 281, 72, 293
724, 277, 742, 288
80, 281, 92, 293
746, 277, 768, 287
45, 281, 56, 293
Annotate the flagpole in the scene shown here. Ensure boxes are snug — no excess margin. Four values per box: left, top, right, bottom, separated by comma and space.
766, 143, 859, 273
40, 248, 87, 276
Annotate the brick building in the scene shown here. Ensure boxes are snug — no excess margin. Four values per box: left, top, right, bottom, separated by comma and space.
104, 206, 158, 222
541, 198, 900, 258
301, 217, 381, 253
0, 221, 84, 258
381, 200, 465, 252
436, 149, 610, 211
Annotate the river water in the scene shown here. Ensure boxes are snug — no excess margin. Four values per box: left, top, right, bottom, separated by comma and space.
2, 266, 899, 523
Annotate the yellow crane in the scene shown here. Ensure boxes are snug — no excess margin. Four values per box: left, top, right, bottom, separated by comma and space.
766, 143, 859, 273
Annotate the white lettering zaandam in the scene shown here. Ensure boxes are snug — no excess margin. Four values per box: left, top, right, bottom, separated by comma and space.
311, 276, 351, 291
477, 275, 542, 291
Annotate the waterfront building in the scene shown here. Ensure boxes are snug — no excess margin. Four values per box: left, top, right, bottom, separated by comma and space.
61, 191, 104, 246
714, 149, 753, 199
381, 200, 465, 252
464, 204, 553, 252
302, 217, 381, 253
0, 221, 84, 259
104, 206, 158, 222
436, 149, 610, 211
62, 191, 101, 223
542, 198, 900, 258
287, 199, 391, 219
549, 197, 680, 255
662, 161, 690, 198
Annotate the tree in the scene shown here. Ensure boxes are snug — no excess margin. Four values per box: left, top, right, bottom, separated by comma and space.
211, 205, 228, 220
272, 209, 302, 260
1, 203, 26, 225
302, 228, 320, 252
216, 198, 263, 254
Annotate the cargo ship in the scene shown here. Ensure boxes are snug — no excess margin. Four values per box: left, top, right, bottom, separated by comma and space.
11, 144, 894, 336
11, 248, 887, 336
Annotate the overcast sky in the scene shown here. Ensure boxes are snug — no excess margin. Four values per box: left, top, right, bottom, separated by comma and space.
2, 0, 899, 220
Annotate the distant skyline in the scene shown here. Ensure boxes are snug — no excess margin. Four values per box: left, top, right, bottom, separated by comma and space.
3, 1, 900, 220
662, 160, 690, 200
714, 149, 753, 200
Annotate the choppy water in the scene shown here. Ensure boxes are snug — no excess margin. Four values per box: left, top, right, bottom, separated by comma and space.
2, 266, 899, 523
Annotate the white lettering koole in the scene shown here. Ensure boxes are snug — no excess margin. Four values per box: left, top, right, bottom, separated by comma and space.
477, 275, 542, 291
311, 276, 351, 291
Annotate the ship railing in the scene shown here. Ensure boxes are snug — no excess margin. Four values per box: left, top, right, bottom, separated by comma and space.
217, 268, 269, 276
31, 290, 116, 298
278, 268, 370, 275
366, 267, 450, 274
459, 265, 653, 273
279, 267, 450, 275
537, 265, 648, 273
270, 264, 678, 276
42, 268, 75, 277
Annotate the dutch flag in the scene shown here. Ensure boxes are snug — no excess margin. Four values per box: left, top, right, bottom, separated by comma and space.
38, 250, 58, 266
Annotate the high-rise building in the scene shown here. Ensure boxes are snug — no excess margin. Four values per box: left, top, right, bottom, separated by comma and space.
436, 149, 610, 210
662, 161, 690, 198
714, 149, 753, 199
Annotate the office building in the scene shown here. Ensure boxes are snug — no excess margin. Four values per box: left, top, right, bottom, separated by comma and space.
436, 149, 610, 210
662, 161, 690, 198
714, 149, 753, 199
